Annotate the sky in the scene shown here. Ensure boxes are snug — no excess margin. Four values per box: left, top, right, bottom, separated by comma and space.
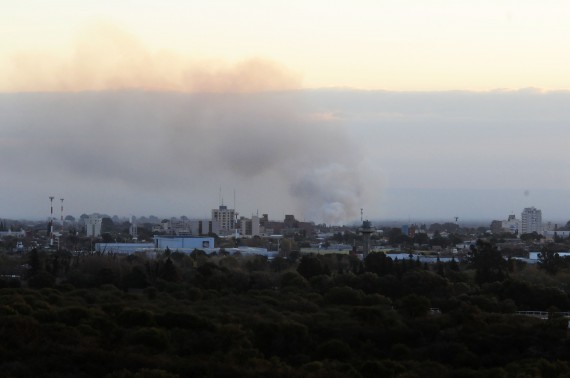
1, 1, 570, 224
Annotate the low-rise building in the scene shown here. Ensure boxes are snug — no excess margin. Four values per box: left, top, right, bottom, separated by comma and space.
154, 235, 215, 250
0, 229, 26, 238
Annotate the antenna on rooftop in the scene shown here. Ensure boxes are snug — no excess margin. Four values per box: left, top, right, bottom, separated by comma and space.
361, 208, 363, 222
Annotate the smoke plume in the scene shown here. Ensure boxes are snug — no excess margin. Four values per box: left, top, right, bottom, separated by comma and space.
1, 22, 301, 93
0, 23, 364, 223
0, 91, 365, 224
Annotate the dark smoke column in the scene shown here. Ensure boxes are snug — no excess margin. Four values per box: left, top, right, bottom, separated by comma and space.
358, 220, 376, 258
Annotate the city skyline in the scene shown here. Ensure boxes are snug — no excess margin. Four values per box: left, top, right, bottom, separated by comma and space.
1, 3, 570, 224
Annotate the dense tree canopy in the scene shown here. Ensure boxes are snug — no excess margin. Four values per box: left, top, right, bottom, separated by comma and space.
0, 243, 568, 377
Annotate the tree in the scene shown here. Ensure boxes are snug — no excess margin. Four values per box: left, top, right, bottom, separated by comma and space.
28, 248, 42, 277
160, 257, 180, 282
537, 247, 569, 275
101, 232, 114, 243
364, 252, 393, 275
297, 255, 325, 279
122, 266, 148, 289
520, 232, 543, 242
430, 231, 449, 248
101, 217, 115, 234
398, 294, 431, 317
388, 228, 408, 245
413, 233, 430, 246
28, 271, 55, 288
469, 240, 507, 285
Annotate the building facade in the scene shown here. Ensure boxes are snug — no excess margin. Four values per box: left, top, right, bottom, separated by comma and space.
85, 215, 102, 237
503, 214, 520, 234
212, 205, 236, 235
520, 207, 542, 235
154, 235, 215, 250
240, 215, 260, 237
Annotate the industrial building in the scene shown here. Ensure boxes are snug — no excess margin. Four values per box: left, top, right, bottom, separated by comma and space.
154, 235, 215, 250
94, 236, 214, 254
95, 243, 153, 254
94, 236, 277, 259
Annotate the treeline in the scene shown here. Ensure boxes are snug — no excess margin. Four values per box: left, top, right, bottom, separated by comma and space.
0, 243, 570, 377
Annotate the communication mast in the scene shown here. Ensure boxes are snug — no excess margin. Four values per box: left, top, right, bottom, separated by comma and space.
48, 196, 54, 246
60, 198, 64, 233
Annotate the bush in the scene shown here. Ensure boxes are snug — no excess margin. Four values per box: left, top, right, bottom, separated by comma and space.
117, 308, 155, 327
280, 272, 309, 290
316, 339, 352, 361
126, 327, 169, 351
324, 286, 364, 306
398, 294, 431, 318
28, 271, 56, 289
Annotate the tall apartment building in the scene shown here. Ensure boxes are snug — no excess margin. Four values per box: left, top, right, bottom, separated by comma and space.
85, 215, 102, 237
211, 205, 236, 235
240, 215, 260, 237
520, 207, 542, 235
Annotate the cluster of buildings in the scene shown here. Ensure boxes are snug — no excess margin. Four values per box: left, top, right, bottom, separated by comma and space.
491, 207, 569, 239
79, 204, 316, 258
94, 234, 279, 259
143, 206, 314, 239
84, 204, 315, 240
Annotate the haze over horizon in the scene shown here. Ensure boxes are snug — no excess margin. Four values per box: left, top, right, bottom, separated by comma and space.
1, 2, 569, 224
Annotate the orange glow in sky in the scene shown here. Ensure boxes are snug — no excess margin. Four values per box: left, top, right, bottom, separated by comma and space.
2, 1, 570, 92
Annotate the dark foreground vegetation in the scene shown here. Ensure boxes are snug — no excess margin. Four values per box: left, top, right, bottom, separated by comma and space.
2, 242, 570, 377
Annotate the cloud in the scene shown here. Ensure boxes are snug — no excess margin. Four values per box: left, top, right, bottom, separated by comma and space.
1, 22, 301, 93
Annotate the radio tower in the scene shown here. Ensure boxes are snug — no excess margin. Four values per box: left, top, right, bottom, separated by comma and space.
60, 198, 64, 233
49, 196, 54, 246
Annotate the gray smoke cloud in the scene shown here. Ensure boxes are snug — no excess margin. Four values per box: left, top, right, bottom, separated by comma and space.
0, 23, 367, 223
4, 89, 569, 222
0, 91, 366, 224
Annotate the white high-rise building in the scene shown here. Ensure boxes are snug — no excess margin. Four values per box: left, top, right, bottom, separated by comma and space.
251, 215, 260, 236
520, 207, 542, 235
212, 205, 236, 235
85, 215, 102, 237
